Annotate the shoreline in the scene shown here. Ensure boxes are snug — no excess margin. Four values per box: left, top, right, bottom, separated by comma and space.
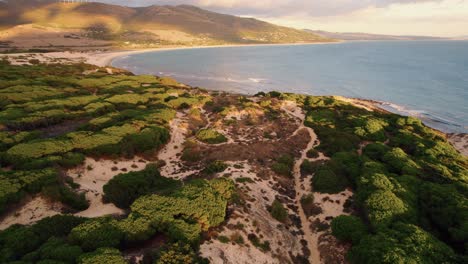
0, 41, 343, 67
1, 45, 466, 156
99, 41, 344, 67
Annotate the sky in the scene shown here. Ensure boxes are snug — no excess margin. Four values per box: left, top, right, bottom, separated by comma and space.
94, 0, 467, 37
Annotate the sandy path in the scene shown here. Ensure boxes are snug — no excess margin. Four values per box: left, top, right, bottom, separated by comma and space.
282, 101, 321, 263
157, 112, 200, 179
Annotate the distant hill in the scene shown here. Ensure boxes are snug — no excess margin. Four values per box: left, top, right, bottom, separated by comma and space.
0, 1, 332, 51
306, 29, 446, 41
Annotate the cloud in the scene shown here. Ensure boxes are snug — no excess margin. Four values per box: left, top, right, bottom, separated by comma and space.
263, 0, 468, 37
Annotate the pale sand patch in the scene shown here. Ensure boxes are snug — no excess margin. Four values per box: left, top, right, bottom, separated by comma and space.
312, 190, 353, 222
448, 133, 468, 157
68, 157, 148, 218
0, 196, 62, 231
157, 111, 200, 179
201, 161, 303, 263
201, 242, 278, 264
334, 96, 379, 112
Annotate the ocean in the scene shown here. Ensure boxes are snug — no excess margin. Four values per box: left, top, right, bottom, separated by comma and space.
112, 41, 468, 133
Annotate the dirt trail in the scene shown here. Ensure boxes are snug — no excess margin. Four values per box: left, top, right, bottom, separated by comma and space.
157, 112, 200, 179
282, 101, 321, 264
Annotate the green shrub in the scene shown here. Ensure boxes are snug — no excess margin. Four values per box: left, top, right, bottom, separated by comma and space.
129, 178, 234, 243
202, 160, 228, 175
69, 218, 124, 251
271, 162, 291, 177
78, 248, 126, 264
272, 154, 294, 177
196, 129, 227, 144
307, 149, 319, 159
364, 190, 408, 229
247, 234, 271, 252
312, 168, 349, 194
103, 164, 180, 208
0, 215, 85, 262
154, 242, 201, 264
269, 200, 288, 222
331, 215, 367, 243
218, 236, 230, 243
349, 223, 458, 264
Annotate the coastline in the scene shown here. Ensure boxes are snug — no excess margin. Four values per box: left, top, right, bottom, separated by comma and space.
0, 41, 342, 67
97, 42, 343, 67
1, 44, 466, 156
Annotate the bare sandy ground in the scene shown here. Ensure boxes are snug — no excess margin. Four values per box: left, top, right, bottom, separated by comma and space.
0, 155, 153, 229
157, 111, 201, 179
68, 157, 149, 218
0, 196, 62, 230
200, 161, 303, 264
448, 133, 468, 157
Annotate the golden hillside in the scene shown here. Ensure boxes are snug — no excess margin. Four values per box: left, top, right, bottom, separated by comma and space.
0, 1, 332, 51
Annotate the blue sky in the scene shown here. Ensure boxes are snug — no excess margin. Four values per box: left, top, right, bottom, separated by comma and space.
78, 1, 468, 37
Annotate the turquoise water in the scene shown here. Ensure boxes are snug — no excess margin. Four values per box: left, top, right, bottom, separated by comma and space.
112, 41, 468, 133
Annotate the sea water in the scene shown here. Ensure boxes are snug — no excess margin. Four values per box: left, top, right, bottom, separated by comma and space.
112, 41, 468, 133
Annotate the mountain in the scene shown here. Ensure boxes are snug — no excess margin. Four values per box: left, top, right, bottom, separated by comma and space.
0, 1, 332, 51
306, 29, 446, 41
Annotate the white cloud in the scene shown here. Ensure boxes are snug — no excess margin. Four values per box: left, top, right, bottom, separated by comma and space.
261, 0, 468, 37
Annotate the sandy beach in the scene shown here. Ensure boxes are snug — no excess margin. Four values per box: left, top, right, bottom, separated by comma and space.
0, 42, 341, 67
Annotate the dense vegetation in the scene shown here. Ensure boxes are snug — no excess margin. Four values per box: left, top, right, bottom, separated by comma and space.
0, 177, 233, 263
1, 62, 466, 263
0, 61, 209, 212
103, 164, 181, 208
295, 95, 468, 263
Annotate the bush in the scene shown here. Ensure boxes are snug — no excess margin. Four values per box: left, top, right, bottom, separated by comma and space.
202, 160, 228, 175
247, 234, 271, 252
364, 190, 408, 229
195, 129, 227, 144
331, 215, 367, 243
0, 215, 85, 262
78, 248, 126, 264
154, 242, 201, 264
271, 154, 294, 177
349, 223, 458, 264
103, 164, 180, 208
128, 178, 234, 243
312, 168, 349, 194
69, 218, 124, 251
269, 200, 288, 222
307, 149, 319, 159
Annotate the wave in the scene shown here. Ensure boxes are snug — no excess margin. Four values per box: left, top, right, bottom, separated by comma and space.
379, 102, 462, 128
248, 78, 268, 83
156, 72, 270, 86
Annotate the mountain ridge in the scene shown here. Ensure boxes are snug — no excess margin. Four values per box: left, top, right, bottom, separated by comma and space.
306, 29, 448, 41
0, 1, 332, 51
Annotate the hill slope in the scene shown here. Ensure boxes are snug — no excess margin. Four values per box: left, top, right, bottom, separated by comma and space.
306, 29, 446, 41
0, 1, 332, 50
